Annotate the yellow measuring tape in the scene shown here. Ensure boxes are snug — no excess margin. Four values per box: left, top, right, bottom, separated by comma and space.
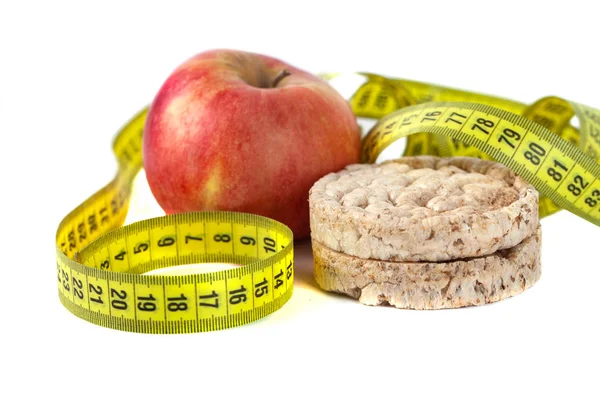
56, 71, 600, 333
56, 110, 294, 333
341, 73, 600, 226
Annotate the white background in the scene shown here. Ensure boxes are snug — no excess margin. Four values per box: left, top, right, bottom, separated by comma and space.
1, 1, 599, 399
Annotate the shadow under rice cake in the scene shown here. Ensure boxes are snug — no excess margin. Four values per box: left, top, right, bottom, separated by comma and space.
308, 156, 541, 309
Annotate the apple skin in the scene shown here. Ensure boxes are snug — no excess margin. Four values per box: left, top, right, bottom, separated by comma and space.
143, 49, 361, 238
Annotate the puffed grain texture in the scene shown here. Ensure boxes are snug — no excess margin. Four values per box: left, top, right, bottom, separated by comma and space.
312, 226, 541, 310
309, 156, 538, 262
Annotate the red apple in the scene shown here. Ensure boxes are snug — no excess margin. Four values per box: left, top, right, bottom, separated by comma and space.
143, 49, 361, 238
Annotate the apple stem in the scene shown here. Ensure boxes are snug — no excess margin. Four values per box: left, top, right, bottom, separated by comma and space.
272, 69, 291, 87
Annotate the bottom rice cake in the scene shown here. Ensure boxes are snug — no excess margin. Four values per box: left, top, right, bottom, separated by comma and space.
313, 227, 541, 309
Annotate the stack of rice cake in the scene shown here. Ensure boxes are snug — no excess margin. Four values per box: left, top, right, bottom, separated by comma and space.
309, 156, 541, 309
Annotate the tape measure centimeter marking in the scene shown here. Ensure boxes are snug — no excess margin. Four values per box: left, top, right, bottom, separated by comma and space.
57, 212, 294, 334
361, 101, 600, 227
56, 110, 294, 334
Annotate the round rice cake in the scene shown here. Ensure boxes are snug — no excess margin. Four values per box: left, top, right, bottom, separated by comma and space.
309, 156, 539, 262
313, 226, 541, 309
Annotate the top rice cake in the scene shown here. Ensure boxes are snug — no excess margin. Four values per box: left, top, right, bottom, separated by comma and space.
309, 156, 539, 262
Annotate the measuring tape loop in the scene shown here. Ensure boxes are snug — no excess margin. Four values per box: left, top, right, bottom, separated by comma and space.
56, 110, 294, 333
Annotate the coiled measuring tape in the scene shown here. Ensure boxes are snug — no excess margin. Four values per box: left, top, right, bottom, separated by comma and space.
56, 110, 294, 334
56, 72, 600, 334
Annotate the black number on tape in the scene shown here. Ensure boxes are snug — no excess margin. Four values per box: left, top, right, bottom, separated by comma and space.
568, 175, 589, 197
214, 234, 231, 243
61, 270, 70, 291
158, 237, 175, 247
137, 294, 157, 312
498, 128, 522, 149
263, 237, 276, 253
524, 142, 547, 166
229, 286, 247, 305
167, 294, 188, 312
199, 290, 219, 308
547, 168, 563, 182
110, 288, 128, 310
471, 118, 495, 134
134, 243, 148, 254
72, 277, 84, 299
584, 189, 600, 207
185, 235, 203, 244
286, 261, 293, 280
274, 270, 284, 289
89, 284, 103, 304
240, 236, 256, 245
254, 278, 268, 298
421, 111, 441, 122
400, 114, 418, 126
114, 250, 126, 261
445, 112, 467, 125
